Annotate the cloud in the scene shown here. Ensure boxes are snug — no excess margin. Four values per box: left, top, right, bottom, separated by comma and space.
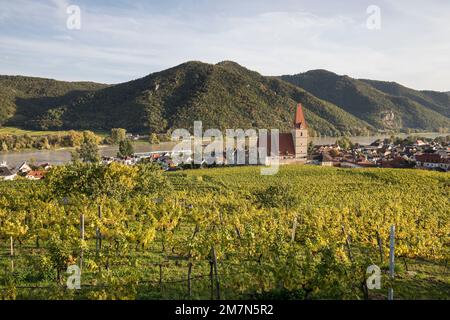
0, 0, 449, 90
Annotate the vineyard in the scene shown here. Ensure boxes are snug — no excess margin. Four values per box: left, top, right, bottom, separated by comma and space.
0, 163, 449, 300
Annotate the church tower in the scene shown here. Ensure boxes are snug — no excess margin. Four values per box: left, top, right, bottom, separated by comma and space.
292, 103, 308, 159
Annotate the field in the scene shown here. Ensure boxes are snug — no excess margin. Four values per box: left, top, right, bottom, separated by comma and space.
0, 164, 449, 300
0, 127, 109, 138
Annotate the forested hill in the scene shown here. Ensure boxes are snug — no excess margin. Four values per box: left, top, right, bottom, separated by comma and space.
0, 62, 373, 136
0, 62, 448, 136
359, 79, 450, 118
0, 75, 107, 129
281, 70, 450, 132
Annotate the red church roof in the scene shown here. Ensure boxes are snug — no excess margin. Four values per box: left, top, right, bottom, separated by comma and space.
259, 133, 296, 157
294, 103, 308, 129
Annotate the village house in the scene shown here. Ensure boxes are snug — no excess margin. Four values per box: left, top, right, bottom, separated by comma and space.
126, 133, 141, 141
26, 170, 47, 180
101, 157, 115, 165
368, 141, 384, 149
413, 140, 428, 147
39, 163, 52, 170
381, 156, 414, 169
17, 161, 32, 174
310, 133, 450, 170
0, 166, 17, 181
415, 153, 449, 172
318, 152, 338, 167
120, 156, 137, 166
436, 148, 450, 158
355, 157, 377, 168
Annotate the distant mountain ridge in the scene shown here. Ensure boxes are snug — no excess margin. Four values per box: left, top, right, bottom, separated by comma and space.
359, 79, 450, 118
281, 70, 450, 132
0, 62, 448, 136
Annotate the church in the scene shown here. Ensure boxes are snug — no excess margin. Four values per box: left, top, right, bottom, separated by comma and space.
263, 103, 309, 164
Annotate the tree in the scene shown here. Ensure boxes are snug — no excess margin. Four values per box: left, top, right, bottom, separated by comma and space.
135, 162, 172, 195
83, 131, 101, 145
111, 128, 127, 145
41, 137, 51, 150
1, 141, 8, 151
307, 141, 314, 155
67, 130, 84, 147
336, 137, 353, 150
149, 133, 160, 145
45, 162, 164, 200
118, 139, 134, 158
73, 140, 100, 163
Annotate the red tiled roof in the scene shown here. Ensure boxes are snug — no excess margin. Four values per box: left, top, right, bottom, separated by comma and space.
26, 170, 46, 179
381, 157, 409, 168
294, 103, 308, 129
416, 154, 449, 164
259, 133, 295, 157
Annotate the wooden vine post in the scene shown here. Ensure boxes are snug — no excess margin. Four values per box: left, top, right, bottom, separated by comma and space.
388, 225, 395, 301
291, 217, 298, 243
96, 205, 102, 257
209, 261, 214, 300
159, 264, 163, 292
80, 214, 85, 272
187, 262, 193, 298
342, 225, 354, 263
376, 231, 384, 264
187, 224, 198, 298
10, 236, 14, 272
211, 246, 221, 300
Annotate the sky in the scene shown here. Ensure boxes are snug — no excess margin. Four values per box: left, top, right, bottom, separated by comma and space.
0, 0, 449, 91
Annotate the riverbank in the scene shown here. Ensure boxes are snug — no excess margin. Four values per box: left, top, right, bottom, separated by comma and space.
0, 127, 109, 137
0, 141, 175, 167
1, 132, 448, 168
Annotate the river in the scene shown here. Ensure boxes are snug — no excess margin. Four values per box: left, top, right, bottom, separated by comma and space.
0, 142, 175, 168
0, 132, 447, 168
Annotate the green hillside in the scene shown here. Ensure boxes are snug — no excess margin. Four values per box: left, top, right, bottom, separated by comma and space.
0, 62, 372, 136
0, 75, 107, 128
1, 62, 448, 136
55, 61, 374, 136
360, 79, 450, 118
281, 70, 450, 132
